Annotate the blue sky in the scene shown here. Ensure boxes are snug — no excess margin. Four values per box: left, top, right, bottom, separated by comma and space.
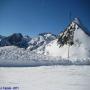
0, 0, 90, 36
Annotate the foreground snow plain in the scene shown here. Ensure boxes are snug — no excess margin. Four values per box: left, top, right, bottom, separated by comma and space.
0, 66, 90, 90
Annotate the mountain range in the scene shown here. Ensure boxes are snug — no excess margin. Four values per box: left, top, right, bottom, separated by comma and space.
0, 18, 90, 66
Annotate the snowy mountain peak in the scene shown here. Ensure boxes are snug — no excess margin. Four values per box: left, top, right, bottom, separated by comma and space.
69, 17, 82, 31
45, 18, 90, 58
72, 17, 81, 25
57, 17, 90, 47
71, 18, 90, 36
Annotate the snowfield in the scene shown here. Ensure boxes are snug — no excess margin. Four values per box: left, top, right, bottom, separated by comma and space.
0, 66, 90, 90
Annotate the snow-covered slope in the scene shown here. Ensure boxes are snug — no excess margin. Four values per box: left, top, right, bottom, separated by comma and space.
27, 33, 56, 54
45, 18, 90, 58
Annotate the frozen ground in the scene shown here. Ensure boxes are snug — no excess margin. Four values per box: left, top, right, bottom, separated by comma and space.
0, 66, 90, 90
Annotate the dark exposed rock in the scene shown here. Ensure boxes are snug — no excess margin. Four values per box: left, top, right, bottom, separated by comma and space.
0, 33, 28, 48
8, 33, 23, 45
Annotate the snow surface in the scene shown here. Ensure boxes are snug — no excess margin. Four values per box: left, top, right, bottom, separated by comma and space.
0, 66, 90, 90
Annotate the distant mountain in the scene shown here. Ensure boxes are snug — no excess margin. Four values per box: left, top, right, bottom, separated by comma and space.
0, 35, 5, 41
0, 32, 56, 50
27, 33, 56, 53
0, 33, 31, 48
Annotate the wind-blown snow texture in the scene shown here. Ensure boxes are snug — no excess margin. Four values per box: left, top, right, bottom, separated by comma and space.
0, 18, 90, 66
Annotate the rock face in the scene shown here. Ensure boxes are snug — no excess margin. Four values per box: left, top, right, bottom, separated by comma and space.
8, 33, 23, 45
57, 22, 75, 46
